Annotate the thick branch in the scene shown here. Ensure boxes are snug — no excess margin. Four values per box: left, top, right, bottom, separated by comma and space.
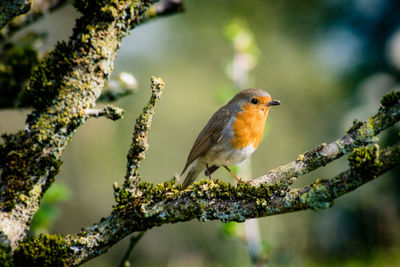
7, 113, 386, 262
0, 0, 182, 110
11, 92, 399, 266
0, 0, 155, 251
14, 142, 400, 266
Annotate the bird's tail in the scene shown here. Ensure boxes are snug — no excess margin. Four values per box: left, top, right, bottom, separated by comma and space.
182, 165, 202, 189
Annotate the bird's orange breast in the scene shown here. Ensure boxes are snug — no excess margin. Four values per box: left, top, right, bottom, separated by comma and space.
230, 103, 269, 149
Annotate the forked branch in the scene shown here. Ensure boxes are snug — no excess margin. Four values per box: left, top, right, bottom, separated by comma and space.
14, 91, 400, 266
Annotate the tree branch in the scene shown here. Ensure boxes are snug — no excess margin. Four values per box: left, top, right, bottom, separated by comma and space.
86, 105, 125, 121
0, 0, 67, 42
12, 92, 400, 266
0, 0, 398, 263
0, 0, 31, 31
0, 0, 155, 252
272, 143, 399, 212
123, 76, 165, 191
0, 0, 184, 43
0, 0, 183, 109
251, 93, 400, 187
14, 143, 400, 266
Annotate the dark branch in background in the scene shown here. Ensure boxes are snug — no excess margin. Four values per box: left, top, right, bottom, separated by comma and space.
0, 0, 31, 30
118, 232, 145, 267
0, 32, 44, 109
13, 92, 399, 266
0, 0, 184, 109
0, 0, 68, 42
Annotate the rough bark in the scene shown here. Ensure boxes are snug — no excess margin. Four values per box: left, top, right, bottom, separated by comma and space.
0, 0, 154, 253
10, 91, 400, 266
0, 0, 398, 265
0, 0, 31, 30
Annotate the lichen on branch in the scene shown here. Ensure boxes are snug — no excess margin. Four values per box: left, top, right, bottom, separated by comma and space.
0, 0, 31, 30
124, 76, 165, 190
86, 105, 125, 121
0, 0, 156, 254
14, 91, 397, 266
252, 91, 400, 187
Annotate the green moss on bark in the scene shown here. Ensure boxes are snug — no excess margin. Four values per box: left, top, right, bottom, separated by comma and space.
380, 91, 400, 107
19, 41, 75, 111
0, 132, 62, 210
299, 179, 334, 210
114, 178, 280, 225
0, 243, 12, 267
348, 144, 383, 177
346, 119, 364, 133
14, 234, 69, 267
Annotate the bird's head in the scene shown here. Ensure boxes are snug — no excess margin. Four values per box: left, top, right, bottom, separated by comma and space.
229, 88, 280, 114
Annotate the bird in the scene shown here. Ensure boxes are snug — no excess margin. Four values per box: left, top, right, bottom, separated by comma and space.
181, 88, 280, 189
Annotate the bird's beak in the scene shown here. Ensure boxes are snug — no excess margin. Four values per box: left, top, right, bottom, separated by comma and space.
266, 99, 280, 106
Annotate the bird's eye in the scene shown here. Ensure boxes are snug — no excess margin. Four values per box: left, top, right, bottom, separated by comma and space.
251, 98, 258, 104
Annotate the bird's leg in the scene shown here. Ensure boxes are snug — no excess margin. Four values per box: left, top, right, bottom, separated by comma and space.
223, 166, 241, 182
205, 164, 213, 180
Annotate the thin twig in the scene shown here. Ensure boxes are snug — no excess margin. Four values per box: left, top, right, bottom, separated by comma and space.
86, 106, 125, 121
0, 0, 155, 252
11, 91, 400, 265
57, 142, 400, 265
273, 143, 400, 212
251, 100, 400, 187
124, 76, 165, 191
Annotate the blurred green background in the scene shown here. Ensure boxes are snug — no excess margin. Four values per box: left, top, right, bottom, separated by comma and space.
1, 0, 400, 266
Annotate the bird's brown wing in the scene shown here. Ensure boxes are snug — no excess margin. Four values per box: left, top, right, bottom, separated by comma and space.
181, 106, 232, 174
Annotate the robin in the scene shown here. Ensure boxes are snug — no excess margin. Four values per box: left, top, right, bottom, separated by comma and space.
181, 88, 280, 189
